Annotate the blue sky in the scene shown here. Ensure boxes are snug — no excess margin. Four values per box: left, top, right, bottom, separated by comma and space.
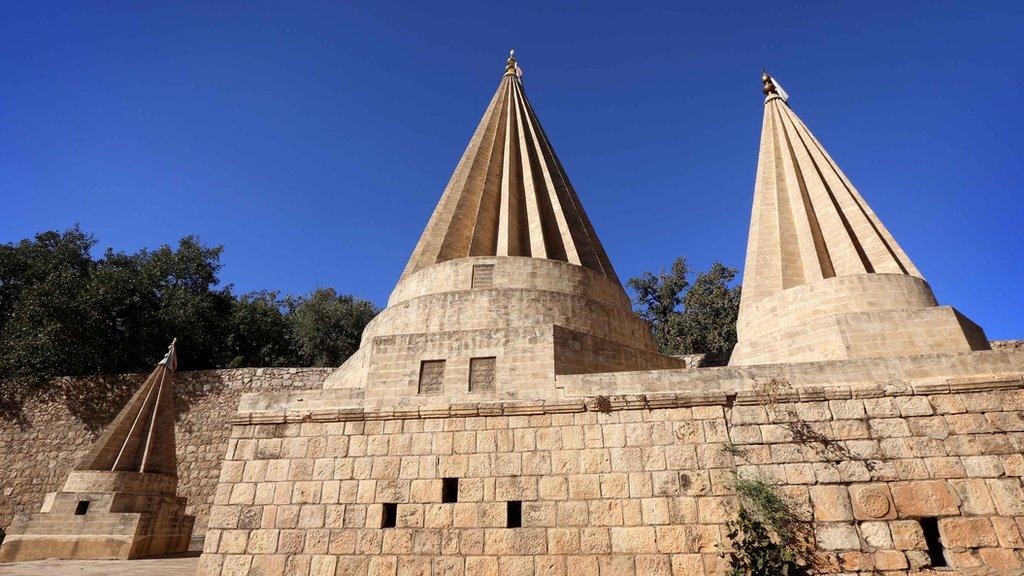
2, 2, 1022, 338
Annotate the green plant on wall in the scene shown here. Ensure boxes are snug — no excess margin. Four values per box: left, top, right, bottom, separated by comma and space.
726, 477, 810, 576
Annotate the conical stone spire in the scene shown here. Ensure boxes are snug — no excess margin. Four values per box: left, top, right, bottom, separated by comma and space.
77, 339, 179, 476
313, 53, 679, 398
401, 51, 619, 283
730, 73, 988, 365
741, 72, 921, 310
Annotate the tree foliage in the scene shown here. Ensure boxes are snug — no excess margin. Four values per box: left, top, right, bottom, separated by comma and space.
288, 288, 378, 367
0, 226, 378, 409
627, 256, 742, 363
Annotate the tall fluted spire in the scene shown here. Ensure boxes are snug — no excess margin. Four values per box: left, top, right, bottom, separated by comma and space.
400, 52, 619, 283
740, 72, 921, 313
731, 73, 988, 365
76, 339, 180, 476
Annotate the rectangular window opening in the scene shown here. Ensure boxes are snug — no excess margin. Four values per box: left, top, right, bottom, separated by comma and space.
919, 517, 947, 567
442, 477, 459, 503
506, 500, 522, 528
381, 503, 397, 529
75, 501, 90, 515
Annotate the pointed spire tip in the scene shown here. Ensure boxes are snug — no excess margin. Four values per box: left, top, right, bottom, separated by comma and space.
761, 70, 788, 102
762, 70, 777, 95
505, 49, 517, 76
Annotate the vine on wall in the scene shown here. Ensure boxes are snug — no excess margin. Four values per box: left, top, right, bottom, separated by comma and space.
727, 477, 811, 576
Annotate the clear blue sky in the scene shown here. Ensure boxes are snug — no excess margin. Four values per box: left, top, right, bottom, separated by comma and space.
2, 2, 1022, 338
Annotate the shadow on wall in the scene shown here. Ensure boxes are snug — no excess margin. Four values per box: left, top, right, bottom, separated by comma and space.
1, 371, 231, 433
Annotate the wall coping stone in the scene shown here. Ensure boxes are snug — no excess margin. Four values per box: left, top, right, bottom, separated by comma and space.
230, 373, 1024, 425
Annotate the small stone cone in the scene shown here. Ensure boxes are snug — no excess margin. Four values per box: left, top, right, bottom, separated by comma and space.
76, 339, 179, 476
0, 339, 194, 561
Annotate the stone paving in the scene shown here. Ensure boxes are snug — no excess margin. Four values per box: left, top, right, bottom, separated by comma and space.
0, 554, 197, 576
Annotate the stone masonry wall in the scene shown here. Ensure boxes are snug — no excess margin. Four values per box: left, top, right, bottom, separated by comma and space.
729, 382, 1024, 573
195, 376, 1024, 576
0, 368, 331, 537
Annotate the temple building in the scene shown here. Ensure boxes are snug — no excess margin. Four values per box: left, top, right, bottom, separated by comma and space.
187, 56, 1024, 576
1, 53, 1021, 576
260, 50, 680, 412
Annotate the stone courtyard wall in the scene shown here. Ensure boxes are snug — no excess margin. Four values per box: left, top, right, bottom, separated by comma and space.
0, 368, 331, 538
195, 374, 1024, 575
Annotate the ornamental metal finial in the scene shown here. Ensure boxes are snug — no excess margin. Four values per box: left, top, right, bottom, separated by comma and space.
505, 49, 517, 75
762, 69, 777, 96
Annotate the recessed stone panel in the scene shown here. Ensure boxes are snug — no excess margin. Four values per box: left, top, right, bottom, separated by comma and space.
471, 264, 494, 288
469, 357, 496, 392
418, 360, 446, 395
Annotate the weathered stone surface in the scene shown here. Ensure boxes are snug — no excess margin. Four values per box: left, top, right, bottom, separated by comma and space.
939, 517, 998, 548
890, 520, 927, 550
890, 480, 959, 517
816, 523, 860, 550
809, 485, 853, 521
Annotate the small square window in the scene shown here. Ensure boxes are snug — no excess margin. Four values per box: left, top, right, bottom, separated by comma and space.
381, 503, 397, 528
75, 501, 90, 515
442, 478, 459, 503
418, 360, 445, 395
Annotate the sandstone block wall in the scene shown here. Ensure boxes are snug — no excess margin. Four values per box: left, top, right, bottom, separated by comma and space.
197, 403, 736, 576
0, 368, 331, 537
729, 382, 1024, 573
195, 374, 1024, 576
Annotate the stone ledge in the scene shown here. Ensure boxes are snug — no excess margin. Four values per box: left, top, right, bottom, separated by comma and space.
230, 373, 1024, 425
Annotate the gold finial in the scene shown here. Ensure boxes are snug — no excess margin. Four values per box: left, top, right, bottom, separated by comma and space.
505, 49, 518, 76
761, 69, 789, 102
761, 69, 777, 96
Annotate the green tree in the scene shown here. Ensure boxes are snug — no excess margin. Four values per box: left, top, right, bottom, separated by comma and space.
675, 262, 741, 362
0, 227, 98, 390
287, 288, 378, 367
0, 226, 380, 413
135, 237, 234, 370
628, 257, 741, 363
226, 291, 296, 368
0, 229, 235, 410
726, 478, 811, 576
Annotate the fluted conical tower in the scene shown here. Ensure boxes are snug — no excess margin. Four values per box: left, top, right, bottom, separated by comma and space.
312, 52, 679, 401
76, 340, 179, 476
0, 341, 194, 561
402, 51, 618, 283
730, 74, 988, 365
